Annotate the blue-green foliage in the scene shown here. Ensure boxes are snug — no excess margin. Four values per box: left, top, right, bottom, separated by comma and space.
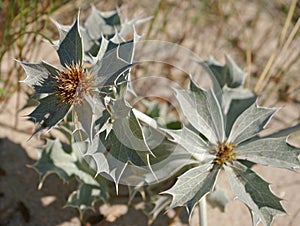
19, 6, 300, 226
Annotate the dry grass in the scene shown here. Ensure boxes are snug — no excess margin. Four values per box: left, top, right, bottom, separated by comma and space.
0, 0, 73, 126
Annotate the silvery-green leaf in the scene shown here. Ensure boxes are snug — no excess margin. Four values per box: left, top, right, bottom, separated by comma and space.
224, 55, 246, 88
19, 61, 59, 94
175, 79, 224, 143
162, 163, 220, 216
206, 186, 229, 212
165, 126, 213, 162
206, 88, 225, 141
251, 210, 261, 226
84, 6, 105, 38
113, 111, 151, 152
85, 136, 109, 173
120, 138, 196, 185
101, 10, 121, 27
109, 97, 131, 118
57, 18, 83, 67
107, 39, 134, 63
74, 95, 105, 142
92, 44, 133, 87
66, 183, 108, 214
189, 79, 225, 138
228, 104, 276, 144
119, 17, 151, 38
223, 87, 256, 136
51, 19, 70, 49
84, 6, 120, 40
86, 131, 148, 191
110, 31, 125, 45
201, 55, 246, 89
225, 162, 285, 226
80, 26, 97, 54
110, 98, 151, 153
223, 86, 256, 113
30, 139, 103, 188
201, 57, 226, 87
235, 137, 300, 169
28, 94, 70, 134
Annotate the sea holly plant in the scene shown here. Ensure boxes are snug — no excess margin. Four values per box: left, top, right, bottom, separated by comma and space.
18, 6, 300, 226
19, 6, 188, 220
162, 76, 300, 225
19, 14, 133, 136
19, 8, 147, 215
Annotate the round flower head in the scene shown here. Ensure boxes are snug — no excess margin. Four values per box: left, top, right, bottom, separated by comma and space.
54, 63, 93, 105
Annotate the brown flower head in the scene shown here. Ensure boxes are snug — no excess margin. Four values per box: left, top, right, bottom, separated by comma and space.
54, 63, 93, 105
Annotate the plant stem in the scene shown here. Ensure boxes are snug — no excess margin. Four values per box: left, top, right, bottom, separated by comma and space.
198, 196, 208, 226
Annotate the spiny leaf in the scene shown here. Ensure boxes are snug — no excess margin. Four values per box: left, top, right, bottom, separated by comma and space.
225, 162, 285, 226
92, 44, 134, 87
223, 87, 256, 114
66, 183, 108, 214
28, 94, 70, 134
201, 55, 246, 89
19, 91, 39, 111
19, 61, 59, 94
228, 103, 277, 144
162, 163, 220, 216
74, 95, 105, 142
84, 6, 120, 40
223, 87, 256, 136
189, 79, 225, 139
165, 126, 213, 162
86, 131, 148, 192
51, 19, 71, 49
118, 16, 151, 39
175, 79, 224, 144
201, 57, 226, 88
30, 139, 102, 189
224, 55, 246, 88
101, 10, 121, 26
57, 18, 83, 67
105, 97, 152, 153
235, 137, 300, 169
113, 112, 151, 153
107, 39, 134, 64
120, 137, 196, 185
206, 88, 225, 141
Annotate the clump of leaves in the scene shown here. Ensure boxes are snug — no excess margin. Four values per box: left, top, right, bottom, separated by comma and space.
19, 5, 300, 226
19, 7, 140, 215
162, 58, 300, 225
19, 16, 133, 135
19, 6, 187, 219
